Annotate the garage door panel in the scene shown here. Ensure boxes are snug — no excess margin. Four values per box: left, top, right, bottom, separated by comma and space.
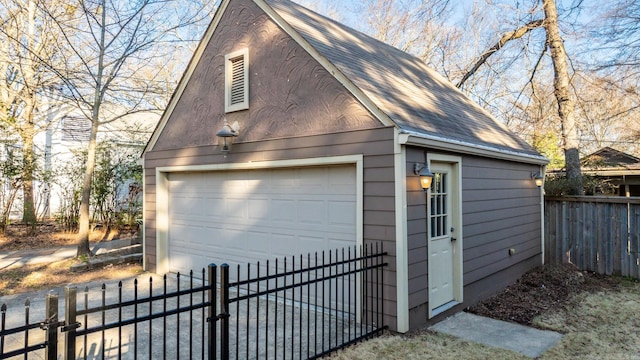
225, 198, 247, 220
248, 199, 269, 219
298, 200, 324, 224
329, 200, 356, 226
167, 166, 357, 278
271, 199, 297, 221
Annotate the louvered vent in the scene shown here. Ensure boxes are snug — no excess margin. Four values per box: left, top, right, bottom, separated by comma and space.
229, 55, 245, 106
225, 49, 249, 112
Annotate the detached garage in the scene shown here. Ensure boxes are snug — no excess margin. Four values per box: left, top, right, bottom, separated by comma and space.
143, 0, 548, 333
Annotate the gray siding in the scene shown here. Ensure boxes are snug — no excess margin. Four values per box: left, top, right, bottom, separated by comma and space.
405, 147, 542, 328
144, 127, 398, 328
462, 156, 542, 285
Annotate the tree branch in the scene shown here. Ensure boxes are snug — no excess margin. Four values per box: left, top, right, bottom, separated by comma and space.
456, 19, 545, 88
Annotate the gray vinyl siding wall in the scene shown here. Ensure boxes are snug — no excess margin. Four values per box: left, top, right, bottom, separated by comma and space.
405, 148, 429, 318
143, 126, 399, 329
461, 155, 542, 303
405, 147, 542, 327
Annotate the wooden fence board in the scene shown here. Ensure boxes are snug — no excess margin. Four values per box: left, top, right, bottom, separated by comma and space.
545, 197, 640, 280
629, 206, 640, 279
597, 204, 606, 275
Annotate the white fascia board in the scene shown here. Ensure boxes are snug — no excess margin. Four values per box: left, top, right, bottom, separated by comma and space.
399, 131, 549, 165
252, 0, 395, 128
144, 0, 231, 154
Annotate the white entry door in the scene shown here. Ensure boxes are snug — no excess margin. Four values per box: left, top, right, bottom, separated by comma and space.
428, 162, 456, 311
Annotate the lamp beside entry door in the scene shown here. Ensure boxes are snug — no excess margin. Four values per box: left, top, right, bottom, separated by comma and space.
531, 172, 544, 187
414, 163, 434, 191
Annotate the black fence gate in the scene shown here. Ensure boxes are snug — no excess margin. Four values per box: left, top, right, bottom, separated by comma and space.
1, 244, 387, 359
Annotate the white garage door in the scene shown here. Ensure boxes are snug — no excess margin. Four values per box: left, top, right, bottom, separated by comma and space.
167, 166, 357, 276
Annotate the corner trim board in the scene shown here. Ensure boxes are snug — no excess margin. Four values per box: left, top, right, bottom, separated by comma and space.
394, 130, 409, 333
142, 154, 147, 271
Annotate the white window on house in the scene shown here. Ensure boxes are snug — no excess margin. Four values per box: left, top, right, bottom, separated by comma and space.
225, 48, 249, 112
62, 116, 91, 141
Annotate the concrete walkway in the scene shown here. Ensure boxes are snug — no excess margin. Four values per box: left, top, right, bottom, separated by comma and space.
429, 312, 563, 358
0, 238, 135, 269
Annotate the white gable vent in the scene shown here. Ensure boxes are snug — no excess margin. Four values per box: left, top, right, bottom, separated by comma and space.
225, 48, 249, 112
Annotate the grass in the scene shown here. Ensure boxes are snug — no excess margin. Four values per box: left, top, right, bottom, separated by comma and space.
329, 277, 640, 360
328, 330, 529, 360
0, 260, 144, 296
533, 277, 640, 359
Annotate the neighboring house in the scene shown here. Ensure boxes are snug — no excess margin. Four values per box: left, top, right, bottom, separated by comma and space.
142, 0, 547, 332
40, 109, 159, 218
1, 107, 158, 221
580, 147, 640, 197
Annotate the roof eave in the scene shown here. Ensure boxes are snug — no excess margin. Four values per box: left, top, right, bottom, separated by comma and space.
399, 130, 548, 165
582, 169, 640, 176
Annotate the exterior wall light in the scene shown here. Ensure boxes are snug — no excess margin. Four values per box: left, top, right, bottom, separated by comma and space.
414, 163, 434, 191
532, 171, 544, 187
216, 118, 239, 154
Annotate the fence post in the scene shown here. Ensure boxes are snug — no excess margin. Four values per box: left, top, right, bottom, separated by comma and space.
208, 264, 217, 360
64, 286, 77, 360
220, 264, 230, 360
44, 291, 58, 360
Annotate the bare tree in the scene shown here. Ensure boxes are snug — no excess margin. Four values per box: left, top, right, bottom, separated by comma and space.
597, 0, 640, 76
457, 0, 583, 194
0, 0, 67, 229
355, 0, 459, 70
543, 0, 582, 193
572, 74, 640, 155
44, 0, 212, 256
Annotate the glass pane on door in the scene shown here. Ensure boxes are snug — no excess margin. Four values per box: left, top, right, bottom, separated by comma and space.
429, 172, 448, 238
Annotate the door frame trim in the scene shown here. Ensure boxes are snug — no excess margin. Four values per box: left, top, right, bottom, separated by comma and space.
427, 153, 463, 318
154, 155, 364, 274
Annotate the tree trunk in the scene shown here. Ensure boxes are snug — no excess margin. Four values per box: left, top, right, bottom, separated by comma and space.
21, 1, 38, 231
21, 131, 36, 229
77, 120, 99, 256
543, 0, 583, 194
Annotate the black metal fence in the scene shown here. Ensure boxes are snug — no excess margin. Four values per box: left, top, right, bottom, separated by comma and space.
0, 244, 387, 359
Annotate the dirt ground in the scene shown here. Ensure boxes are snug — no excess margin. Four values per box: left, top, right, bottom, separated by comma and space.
0, 222, 136, 252
0, 223, 143, 296
466, 263, 621, 325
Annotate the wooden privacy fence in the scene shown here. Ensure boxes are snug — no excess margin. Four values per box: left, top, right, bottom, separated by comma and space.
545, 196, 640, 279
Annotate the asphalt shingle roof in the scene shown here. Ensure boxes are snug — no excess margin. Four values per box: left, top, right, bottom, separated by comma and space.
265, 0, 541, 157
